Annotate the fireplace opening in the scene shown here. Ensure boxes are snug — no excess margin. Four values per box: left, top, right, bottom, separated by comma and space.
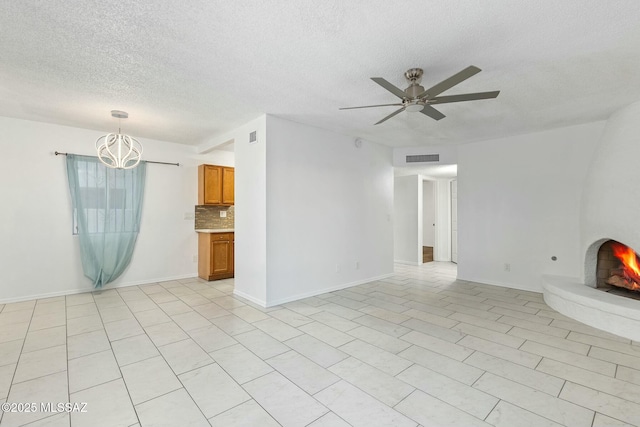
596, 240, 640, 300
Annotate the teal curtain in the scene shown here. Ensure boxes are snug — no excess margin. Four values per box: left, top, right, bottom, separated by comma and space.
66, 154, 147, 288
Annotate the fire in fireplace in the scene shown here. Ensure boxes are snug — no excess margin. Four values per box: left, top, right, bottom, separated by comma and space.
597, 240, 640, 294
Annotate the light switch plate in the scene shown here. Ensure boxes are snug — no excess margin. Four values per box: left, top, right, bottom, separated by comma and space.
184, 212, 195, 220
220, 210, 227, 218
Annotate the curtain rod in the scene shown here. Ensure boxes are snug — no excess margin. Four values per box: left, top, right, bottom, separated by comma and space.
54, 151, 180, 166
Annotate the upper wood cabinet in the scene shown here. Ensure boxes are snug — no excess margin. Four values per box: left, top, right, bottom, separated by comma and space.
198, 164, 234, 205
221, 167, 234, 205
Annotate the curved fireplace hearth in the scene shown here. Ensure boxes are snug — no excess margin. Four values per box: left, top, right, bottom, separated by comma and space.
543, 275, 640, 341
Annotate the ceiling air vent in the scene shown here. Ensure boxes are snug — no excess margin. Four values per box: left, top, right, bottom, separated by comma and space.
249, 131, 257, 144
406, 154, 439, 163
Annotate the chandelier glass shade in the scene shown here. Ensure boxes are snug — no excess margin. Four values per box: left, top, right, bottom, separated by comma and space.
96, 110, 143, 169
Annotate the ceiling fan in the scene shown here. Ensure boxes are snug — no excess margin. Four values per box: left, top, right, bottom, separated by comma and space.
340, 66, 499, 125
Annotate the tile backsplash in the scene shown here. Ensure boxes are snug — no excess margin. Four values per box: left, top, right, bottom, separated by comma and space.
195, 205, 234, 229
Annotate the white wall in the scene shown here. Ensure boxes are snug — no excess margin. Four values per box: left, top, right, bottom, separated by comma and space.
265, 116, 394, 305
394, 175, 421, 265
199, 116, 268, 305
457, 121, 605, 291
422, 180, 435, 248
0, 116, 231, 302
451, 180, 458, 263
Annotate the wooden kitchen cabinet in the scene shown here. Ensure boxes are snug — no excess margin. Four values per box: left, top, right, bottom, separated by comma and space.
198, 232, 234, 281
221, 167, 234, 205
198, 164, 234, 205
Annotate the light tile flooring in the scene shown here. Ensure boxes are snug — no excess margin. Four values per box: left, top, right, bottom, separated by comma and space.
1, 262, 640, 426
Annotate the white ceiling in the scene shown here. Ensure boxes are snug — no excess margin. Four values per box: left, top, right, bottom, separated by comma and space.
2, 1, 640, 148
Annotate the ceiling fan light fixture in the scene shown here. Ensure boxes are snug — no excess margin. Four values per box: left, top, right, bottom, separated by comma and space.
405, 103, 425, 113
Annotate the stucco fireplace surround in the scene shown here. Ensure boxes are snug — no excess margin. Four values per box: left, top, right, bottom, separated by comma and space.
543, 100, 640, 341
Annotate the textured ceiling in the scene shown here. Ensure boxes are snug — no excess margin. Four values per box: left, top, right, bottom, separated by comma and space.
1, 1, 640, 148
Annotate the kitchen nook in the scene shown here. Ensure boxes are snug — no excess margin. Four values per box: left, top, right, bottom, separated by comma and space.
196, 164, 235, 281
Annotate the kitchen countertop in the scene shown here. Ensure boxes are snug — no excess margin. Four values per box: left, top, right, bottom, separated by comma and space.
195, 229, 234, 233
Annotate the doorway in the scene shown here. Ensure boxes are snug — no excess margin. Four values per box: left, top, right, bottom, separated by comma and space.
392, 165, 457, 266
422, 180, 436, 263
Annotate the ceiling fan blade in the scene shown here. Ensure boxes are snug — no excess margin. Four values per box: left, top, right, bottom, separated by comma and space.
430, 91, 500, 104
339, 103, 403, 110
418, 65, 482, 99
371, 78, 408, 99
420, 105, 445, 121
374, 107, 406, 125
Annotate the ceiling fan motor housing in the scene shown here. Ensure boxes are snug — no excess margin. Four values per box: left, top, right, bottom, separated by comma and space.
404, 68, 426, 98
405, 84, 426, 99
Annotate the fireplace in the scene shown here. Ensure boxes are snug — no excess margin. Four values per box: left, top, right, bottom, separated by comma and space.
542, 100, 640, 342
543, 237, 640, 341
596, 240, 640, 300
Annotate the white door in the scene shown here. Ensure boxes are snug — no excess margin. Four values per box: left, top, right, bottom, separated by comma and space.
451, 180, 458, 263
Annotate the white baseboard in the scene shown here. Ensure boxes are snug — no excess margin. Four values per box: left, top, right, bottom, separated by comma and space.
233, 289, 267, 307
263, 272, 394, 308
0, 273, 198, 304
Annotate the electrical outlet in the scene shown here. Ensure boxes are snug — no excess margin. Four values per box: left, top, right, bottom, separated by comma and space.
504, 263, 511, 272
355, 261, 360, 270
220, 210, 227, 218
335, 263, 340, 273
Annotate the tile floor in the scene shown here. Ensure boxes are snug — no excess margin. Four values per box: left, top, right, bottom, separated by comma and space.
1, 262, 640, 426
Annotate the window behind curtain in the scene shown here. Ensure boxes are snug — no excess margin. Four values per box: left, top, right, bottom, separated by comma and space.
72, 158, 141, 235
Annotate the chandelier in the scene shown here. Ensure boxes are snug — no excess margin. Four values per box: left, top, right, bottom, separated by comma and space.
96, 110, 143, 169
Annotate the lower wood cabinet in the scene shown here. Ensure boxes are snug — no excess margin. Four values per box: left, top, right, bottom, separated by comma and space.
198, 232, 234, 281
